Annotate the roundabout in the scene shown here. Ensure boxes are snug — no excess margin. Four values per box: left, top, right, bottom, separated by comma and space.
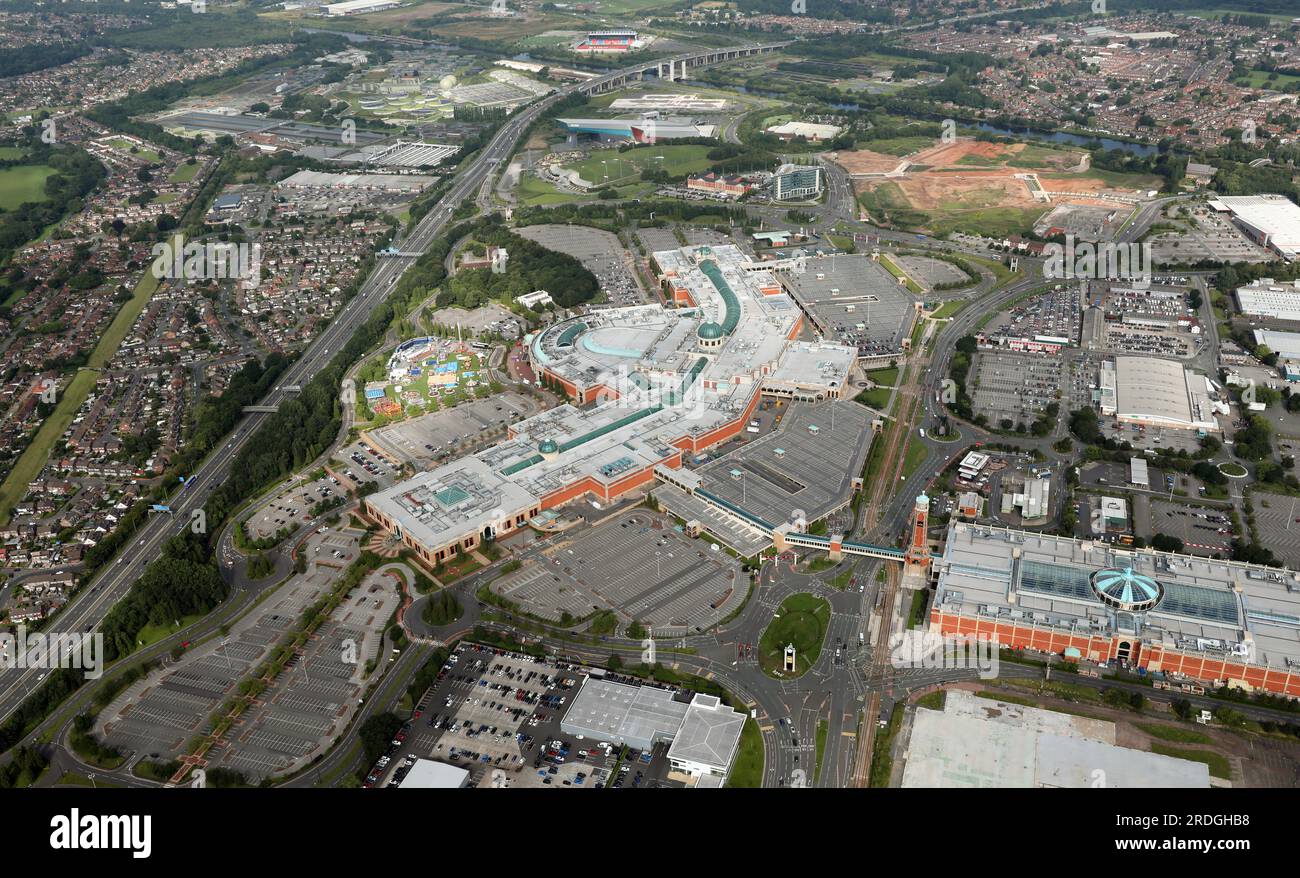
758, 592, 831, 678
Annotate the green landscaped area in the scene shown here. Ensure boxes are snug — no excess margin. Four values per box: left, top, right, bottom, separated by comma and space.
725, 717, 764, 787
0, 146, 28, 160
1149, 743, 1231, 779
0, 258, 173, 523
168, 162, 201, 183
0, 163, 56, 210
517, 174, 590, 207
565, 144, 715, 188
864, 366, 899, 387
929, 300, 967, 319
758, 592, 831, 678
878, 255, 922, 295
135, 614, 205, 649
854, 387, 891, 410
89, 269, 161, 369
0, 369, 99, 525
105, 137, 160, 163
1136, 722, 1213, 745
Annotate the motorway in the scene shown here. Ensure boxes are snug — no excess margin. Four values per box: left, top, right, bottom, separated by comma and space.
0, 45, 787, 730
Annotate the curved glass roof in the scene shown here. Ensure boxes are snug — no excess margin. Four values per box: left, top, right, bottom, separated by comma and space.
1092, 567, 1162, 607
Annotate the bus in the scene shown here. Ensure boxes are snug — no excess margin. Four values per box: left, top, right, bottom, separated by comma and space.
471, 342, 490, 351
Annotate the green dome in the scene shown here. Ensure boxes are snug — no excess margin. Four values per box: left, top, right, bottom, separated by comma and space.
698, 321, 724, 340
539, 439, 558, 454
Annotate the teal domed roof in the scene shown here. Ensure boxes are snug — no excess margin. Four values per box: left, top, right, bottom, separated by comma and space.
698, 321, 724, 340
539, 439, 558, 454
1091, 567, 1163, 611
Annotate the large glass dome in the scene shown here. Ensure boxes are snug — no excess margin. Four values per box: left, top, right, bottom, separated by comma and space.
1090, 567, 1163, 612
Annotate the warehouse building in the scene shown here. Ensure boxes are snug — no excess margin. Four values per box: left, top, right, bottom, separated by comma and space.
765, 121, 842, 142
1210, 194, 1300, 260
930, 522, 1300, 698
320, 0, 400, 15
902, 690, 1209, 788
1235, 278, 1300, 322
1098, 356, 1219, 433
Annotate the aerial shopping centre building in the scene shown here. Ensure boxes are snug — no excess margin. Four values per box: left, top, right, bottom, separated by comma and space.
931, 522, 1300, 698
364, 244, 859, 569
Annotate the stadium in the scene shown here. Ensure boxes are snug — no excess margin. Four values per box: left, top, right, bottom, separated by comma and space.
364, 244, 860, 567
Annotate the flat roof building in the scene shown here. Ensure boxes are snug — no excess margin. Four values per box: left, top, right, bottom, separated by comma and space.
1109, 356, 1219, 433
1211, 194, 1300, 260
561, 678, 690, 751
1254, 328, 1300, 362
398, 759, 470, 788
1129, 457, 1149, 489
321, 0, 401, 15
561, 678, 746, 781
366, 243, 860, 566
1236, 278, 1300, 322
666, 694, 746, 780
931, 522, 1300, 698
765, 121, 842, 142
902, 690, 1209, 788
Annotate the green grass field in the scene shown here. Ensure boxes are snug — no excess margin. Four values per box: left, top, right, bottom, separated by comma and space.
0, 164, 55, 210
106, 137, 160, 163
1136, 722, 1213, 745
565, 144, 714, 187
1149, 743, 1231, 779
879, 254, 922, 294
136, 614, 205, 650
759, 592, 831, 678
864, 366, 899, 387
168, 162, 201, 183
0, 146, 28, 160
517, 174, 589, 207
88, 268, 160, 370
0, 369, 99, 525
900, 437, 928, 482
854, 388, 891, 410
725, 717, 764, 787
929, 300, 967, 319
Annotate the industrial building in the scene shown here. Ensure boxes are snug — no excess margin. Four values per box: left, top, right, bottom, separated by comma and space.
901, 690, 1210, 788
319, 0, 400, 15
1254, 328, 1300, 365
560, 678, 745, 782
366, 244, 859, 565
1210, 194, 1300, 260
765, 121, 842, 142
773, 163, 824, 201
930, 522, 1300, 698
1097, 356, 1220, 433
1235, 278, 1300, 322
555, 117, 717, 142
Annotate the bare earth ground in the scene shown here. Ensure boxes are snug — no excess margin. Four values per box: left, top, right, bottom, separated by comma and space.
834, 148, 906, 174
847, 137, 1144, 227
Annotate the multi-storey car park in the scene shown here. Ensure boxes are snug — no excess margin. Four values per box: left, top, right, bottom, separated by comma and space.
931, 522, 1300, 698
364, 244, 860, 568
